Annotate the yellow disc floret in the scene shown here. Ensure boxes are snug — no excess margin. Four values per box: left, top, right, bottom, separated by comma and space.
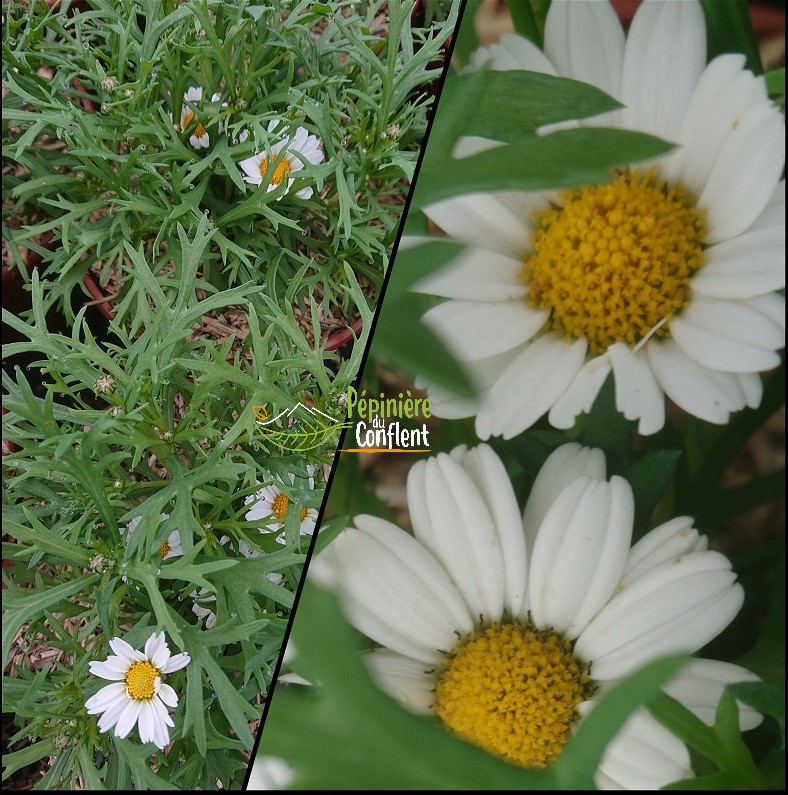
521, 169, 705, 355
272, 492, 289, 520
125, 661, 159, 701
299, 506, 310, 524
260, 156, 292, 186
433, 622, 590, 769
160, 540, 171, 558
194, 122, 206, 139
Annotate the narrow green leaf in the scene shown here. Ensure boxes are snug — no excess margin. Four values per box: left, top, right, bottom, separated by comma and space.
626, 450, 682, 536
442, 69, 622, 143
582, 373, 633, 472
415, 127, 674, 208
506, 0, 551, 49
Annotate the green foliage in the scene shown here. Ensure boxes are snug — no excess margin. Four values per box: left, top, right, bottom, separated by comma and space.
3, 0, 456, 324
2, 2, 457, 787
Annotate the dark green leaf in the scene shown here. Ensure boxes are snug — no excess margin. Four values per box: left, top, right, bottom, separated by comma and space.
625, 449, 682, 536
729, 681, 785, 749
451, 0, 485, 69
506, 0, 551, 49
582, 373, 633, 473
699, 0, 762, 75
415, 127, 674, 208
441, 69, 622, 142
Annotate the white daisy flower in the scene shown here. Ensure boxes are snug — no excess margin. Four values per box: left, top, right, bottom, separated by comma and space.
244, 473, 318, 543
191, 587, 217, 629
124, 513, 182, 560
190, 573, 282, 629
316, 442, 761, 789
179, 86, 210, 149
415, 0, 785, 439
85, 632, 191, 750
238, 120, 324, 199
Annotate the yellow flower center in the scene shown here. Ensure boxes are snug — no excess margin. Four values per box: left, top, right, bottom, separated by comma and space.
272, 492, 289, 520
125, 661, 159, 701
194, 122, 206, 138
521, 169, 705, 355
299, 506, 310, 524
160, 540, 171, 558
433, 623, 590, 769
182, 109, 194, 127
260, 155, 292, 186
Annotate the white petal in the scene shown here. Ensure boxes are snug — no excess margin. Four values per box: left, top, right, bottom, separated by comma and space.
575, 551, 744, 681
745, 292, 785, 333
621, 0, 706, 140
157, 682, 179, 709
408, 455, 505, 621
137, 700, 156, 744
151, 696, 174, 749
109, 637, 146, 663
144, 633, 167, 667
248, 757, 295, 791
622, 516, 707, 586
665, 54, 767, 195
544, 0, 625, 102
184, 86, 203, 103
365, 649, 435, 714
95, 692, 131, 733
747, 179, 785, 233
692, 223, 785, 300
423, 193, 533, 258
469, 32, 557, 75
420, 378, 479, 420
700, 103, 785, 243
162, 652, 190, 673
664, 658, 763, 730
422, 299, 547, 362
86, 682, 127, 714
327, 523, 473, 662
422, 345, 522, 422
412, 245, 526, 302
114, 698, 142, 740
449, 444, 529, 617
646, 338, 746, 424
88, 659, 128, 681
670, 298, 782, 373
476, 334, 587, 440
548, 355, 611, 430
239, 155, 264, 182
529, 476, 633, 638
735, 371, 764, 409
593, 707, 693, 789
608, 343, 665, 435
522, 442, 607, 555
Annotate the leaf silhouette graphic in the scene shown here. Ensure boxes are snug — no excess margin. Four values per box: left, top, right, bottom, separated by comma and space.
260, 418, 354, 453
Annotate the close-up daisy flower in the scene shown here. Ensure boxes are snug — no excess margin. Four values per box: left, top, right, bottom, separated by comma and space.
245, 474, 318, 542
125, 514, 182, 560
179, 86, 210, 149
238, 121, 324, 199
85, 632, 190, 751
315, 442, 761, 789
415, 0, 785, 440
